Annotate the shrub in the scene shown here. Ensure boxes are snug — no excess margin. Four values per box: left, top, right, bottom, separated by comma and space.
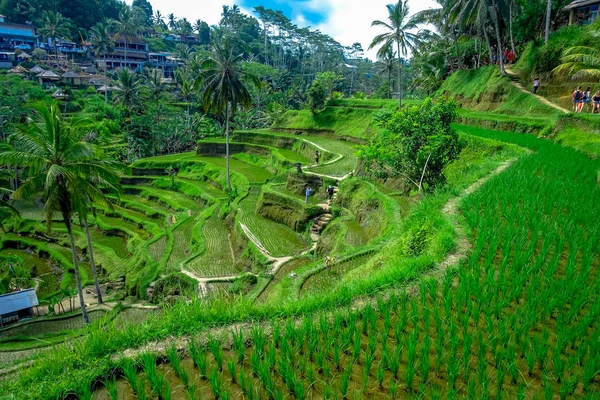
360, 98, 462, 191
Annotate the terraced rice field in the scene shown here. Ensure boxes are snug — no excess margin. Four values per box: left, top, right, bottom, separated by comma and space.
303, 136, 358, 177
238, 187, 309, 257
135, 186, 201, 211
88, 228, 131, 259
96, 214, 151, 241
256, 257, 314, 304
148, 235, 168, 263
166, 216, 198, 271
202, 157, 274, 183
300, 254, 373, 295
185, 209, 236, 277
344, 220, 368, 246
0, 248, 59, 298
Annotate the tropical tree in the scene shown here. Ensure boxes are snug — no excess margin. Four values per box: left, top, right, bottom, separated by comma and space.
370, 0, 421, 108
377, 48, 396, 99
167, 13, 177, 31
554, 45, 600, 80
111, 8, 138, 69
90, 21, 114, 104
0, 104, 120, 323
200, 40, 258, 191
37, 11, 73, 59
144, 68, 168, 154
113, 68, 143, 117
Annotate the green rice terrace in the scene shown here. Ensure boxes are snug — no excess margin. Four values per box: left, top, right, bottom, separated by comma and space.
2, 4, 600, 397
3, 91, 600, 399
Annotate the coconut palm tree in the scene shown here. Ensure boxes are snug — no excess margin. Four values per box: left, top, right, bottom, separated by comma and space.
376, 48, 396, 99
0, 104, 120, 323
37, 11, 73, 61
90, 22, 114, 104
111, 8, 138, 69
144, 68, 168, 154
167, 13, 177, 31
113, 68, 143, 116
200, 40, 258, 191
0, 169, 19, 234
369, 0, 421, 108
554, 46, 600, 80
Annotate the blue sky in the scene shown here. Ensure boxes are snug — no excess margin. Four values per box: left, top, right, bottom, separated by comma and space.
129, 0, 439, 59
238, 0, 330, 25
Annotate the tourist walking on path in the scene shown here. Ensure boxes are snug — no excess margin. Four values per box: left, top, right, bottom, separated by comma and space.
315, 151, 320, 166
508, 50, 515, 64
579, 87, 591, 113
593, 91, 600, 114
327, 185, 335, 204
533, 78, 540, 95
572, 87, 582, 112
305, 186, 312, 203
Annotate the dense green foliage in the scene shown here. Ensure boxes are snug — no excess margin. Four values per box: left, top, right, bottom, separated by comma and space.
361, 99, 461, 191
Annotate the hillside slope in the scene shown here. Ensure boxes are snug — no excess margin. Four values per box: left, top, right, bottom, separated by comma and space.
437, 66, 562, 119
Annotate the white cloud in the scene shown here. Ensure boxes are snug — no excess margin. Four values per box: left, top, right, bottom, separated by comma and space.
311, 0, 439, 60
125, 0, 438, 60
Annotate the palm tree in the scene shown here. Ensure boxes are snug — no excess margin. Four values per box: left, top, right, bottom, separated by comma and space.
37, 11, 72, 62
144, 68, 168, 154
370, 0, 420, 108
377, 48, 396, 99
111, 8, 138, 69
0, 169, 19, 233
0, 104, 120, 323
113, 68, 143, 129
74, 174, 120, 306
553, 46, 600, 80
90, 22, 114, 104
154, 10, 164, 26
167, 13, 177, 31
545, 0, 552, 44
200, 40, 258, 191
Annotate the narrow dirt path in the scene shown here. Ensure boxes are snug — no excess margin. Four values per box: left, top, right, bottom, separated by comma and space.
505, 67, 569, 114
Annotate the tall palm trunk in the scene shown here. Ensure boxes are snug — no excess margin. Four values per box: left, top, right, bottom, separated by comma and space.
104, 53, 108, 104
387, 67, 392, 99
225, 102, 232, 191
490, 0, 506, 75
509, 2, 517, 57
545, 0, 552, 44
397, 41, 402, 108
483, 28, 493, 65
62, 209, 90, 324
83, 217, 102, 305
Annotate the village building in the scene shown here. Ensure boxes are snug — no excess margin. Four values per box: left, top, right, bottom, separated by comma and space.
98, 33, 149, 71
566, 0, 600, 25
36, 69, 61, 87
149, 52, 181, 77
0, 289, 39, 327
0, 14, 37, 54
61, 70, 83, 86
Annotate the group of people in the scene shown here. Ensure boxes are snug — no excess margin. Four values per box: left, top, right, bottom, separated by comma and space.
571, 86, 600, 113
483, 48, 516, 65
305, 184, 335, 204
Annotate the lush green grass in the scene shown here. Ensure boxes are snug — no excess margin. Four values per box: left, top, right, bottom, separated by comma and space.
273, 106, 382, 139
438, 66, 562, 119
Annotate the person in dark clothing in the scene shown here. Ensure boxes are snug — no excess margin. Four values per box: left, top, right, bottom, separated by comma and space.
593, 90, 600, 114
533, 78, 540, 95
327, 185, 334, 201
315, 150, 320, 166
572, 87, 582, 113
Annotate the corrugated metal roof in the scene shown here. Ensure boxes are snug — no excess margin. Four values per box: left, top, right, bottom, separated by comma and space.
564, 0, 600, 10
0, 289, 39, 316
